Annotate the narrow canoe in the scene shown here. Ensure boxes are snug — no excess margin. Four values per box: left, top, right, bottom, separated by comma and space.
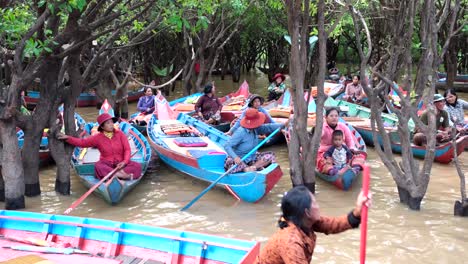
147, 112, 283, 203
71, 101, 151, 204
314, 119, 367, 191
24, 88, 144, 108
16, 111, 86, 166
129, 81, 250, 134
283, 116, 367, 191
326, 97, 467, 164
0, 210, 259, 264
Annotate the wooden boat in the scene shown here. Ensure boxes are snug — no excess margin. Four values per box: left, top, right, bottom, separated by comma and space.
310, 82, 346, 99
283, 111, 367, 190
24, 88, 144, 108
0, 210, 259, 264
71, 102, 151, 205
324, 96, 413, 145
328, 97, 468, 164
128, 92, 204, 135
436, 72, 468, 91
16, 111, 86, 166
147, 101, 283, 203
135, 81, 250, 133
314, 119, 367, 191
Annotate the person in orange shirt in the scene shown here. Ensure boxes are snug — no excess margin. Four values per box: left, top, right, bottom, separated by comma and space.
255, 186, 371, 264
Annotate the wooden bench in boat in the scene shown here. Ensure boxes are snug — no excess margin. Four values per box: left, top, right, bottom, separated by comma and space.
162, 136, 225, 157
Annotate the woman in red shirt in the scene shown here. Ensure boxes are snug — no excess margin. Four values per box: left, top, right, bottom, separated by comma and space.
57, 113, 141, 180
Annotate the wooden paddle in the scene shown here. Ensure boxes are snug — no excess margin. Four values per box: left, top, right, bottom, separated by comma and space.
64, 151, 138, 215
360, 165, 371, 264
63, 166, 122, 215
181, 127, 282, 211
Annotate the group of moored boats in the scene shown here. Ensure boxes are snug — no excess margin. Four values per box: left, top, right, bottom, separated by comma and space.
7, 79, 468, 263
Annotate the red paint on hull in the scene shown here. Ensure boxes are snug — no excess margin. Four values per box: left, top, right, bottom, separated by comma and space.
150, 141, 200, 168
0, 229, 232, 264
263, 166, 283, 199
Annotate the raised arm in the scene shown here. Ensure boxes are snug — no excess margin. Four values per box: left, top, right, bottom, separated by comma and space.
64, 134, 99, 148
256, 123, 283, 135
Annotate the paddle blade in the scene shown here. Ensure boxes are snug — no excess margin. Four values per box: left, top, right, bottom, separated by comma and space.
180, 127, 282, 211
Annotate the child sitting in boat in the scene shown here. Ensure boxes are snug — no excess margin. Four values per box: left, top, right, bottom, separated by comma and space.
323, 130, 358, 175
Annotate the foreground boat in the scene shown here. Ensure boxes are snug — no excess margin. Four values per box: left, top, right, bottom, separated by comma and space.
71, 102, 151, 204
0, 210, 259, 264
147, 109, 283, 203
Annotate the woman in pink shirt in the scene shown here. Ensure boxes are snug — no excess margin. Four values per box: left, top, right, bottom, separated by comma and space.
316, 108, 360, 174
343, 75, 366, 103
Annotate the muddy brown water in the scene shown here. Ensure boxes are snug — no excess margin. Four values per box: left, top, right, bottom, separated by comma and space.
20, 72, 468, 263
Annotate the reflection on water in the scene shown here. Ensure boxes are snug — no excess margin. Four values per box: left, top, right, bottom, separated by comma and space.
18, 72, 468, 263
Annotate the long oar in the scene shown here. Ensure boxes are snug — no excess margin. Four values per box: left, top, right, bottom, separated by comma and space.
63, 166, 121, 215
360, 165, 371, 264
181, 127, 282, 211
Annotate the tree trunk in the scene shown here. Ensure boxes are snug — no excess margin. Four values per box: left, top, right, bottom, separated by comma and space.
0, 121, 24, 209
21, 128, 43, 196
0, 144, 4, 202
444, 36, 458, 89
0, 74, 25, 209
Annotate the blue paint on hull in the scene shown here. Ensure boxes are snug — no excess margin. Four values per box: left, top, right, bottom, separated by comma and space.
148, 113, 283, 203
71, 122, 151, 204
0, 210, 258, 263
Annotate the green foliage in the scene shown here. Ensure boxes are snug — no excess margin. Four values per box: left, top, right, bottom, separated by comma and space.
0, 4, 35, 49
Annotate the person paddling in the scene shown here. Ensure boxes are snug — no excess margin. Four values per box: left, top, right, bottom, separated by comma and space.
57, 113, 142, 180
224, 108, 285, 172
255, 186, 371, 263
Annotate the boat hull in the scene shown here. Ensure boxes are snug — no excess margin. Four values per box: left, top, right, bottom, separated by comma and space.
25, 89, 144, 108
71, 122, 151, 204
0, 210, 259, 264
147, 114, 283, 203
315, 167, 360, 191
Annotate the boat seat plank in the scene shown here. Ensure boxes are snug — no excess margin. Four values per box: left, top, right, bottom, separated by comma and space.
162, 137, 225, 157
113, 255, 163, 264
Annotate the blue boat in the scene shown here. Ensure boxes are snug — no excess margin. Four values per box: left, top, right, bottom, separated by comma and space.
147, 108, 283, 203
128, 92, 203, 135
0, 210, 259, 263
314, 119, 367, 190
16, 110, 86, 166
325, 97, 468, 164
24, 88, 145, 108
71, 102, 151, 204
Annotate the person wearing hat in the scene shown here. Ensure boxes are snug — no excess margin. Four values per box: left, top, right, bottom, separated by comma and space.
224, 108, 286, 173
413, 94, 451, 146
57, 113, 142, 180
267, 73, 287, 101
195, 82, 223, 124
225, 94, 274, 136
